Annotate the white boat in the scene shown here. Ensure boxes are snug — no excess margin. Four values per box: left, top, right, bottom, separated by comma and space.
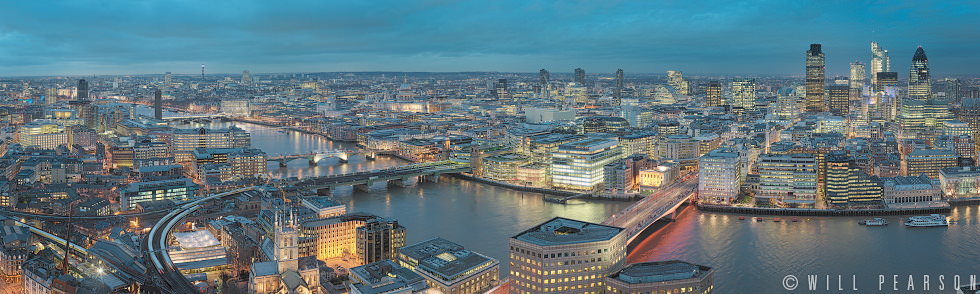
863, 218, 887, 226
905, 214, 948, 227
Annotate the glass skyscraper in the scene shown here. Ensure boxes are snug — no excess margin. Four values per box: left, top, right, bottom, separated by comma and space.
908, 46, 933, 101
805, 44, 826, 113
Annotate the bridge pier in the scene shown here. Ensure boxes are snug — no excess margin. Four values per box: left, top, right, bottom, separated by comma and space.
420, 173, 440, 183
278, 161, 288, 168
366, 152, 376, 161
387, 178, 406, 188
308, 159, 318, 166
353, 183, 370, 193
316, 187, 331, 196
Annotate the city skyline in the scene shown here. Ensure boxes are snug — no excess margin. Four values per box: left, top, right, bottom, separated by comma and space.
1, 1, 979, 76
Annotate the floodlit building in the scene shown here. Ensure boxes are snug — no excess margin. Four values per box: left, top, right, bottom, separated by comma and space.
757, 153, 818, 208
698, 148, 743, 203
551, 138, 623, 191
19, 120, 69, 150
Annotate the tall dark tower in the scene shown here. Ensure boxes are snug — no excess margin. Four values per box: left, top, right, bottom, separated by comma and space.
77, 79, 89, 100
806, 44, 826, 113
574, 68, 585, 85
539, 69, 550, 99
154, 89, 163, 120
614, 69, 624, 103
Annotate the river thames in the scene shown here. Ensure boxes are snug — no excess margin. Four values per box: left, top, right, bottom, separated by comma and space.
170, 113, 980, 293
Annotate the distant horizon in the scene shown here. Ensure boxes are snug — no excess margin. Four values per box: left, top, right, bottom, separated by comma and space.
2, 1, 979, 77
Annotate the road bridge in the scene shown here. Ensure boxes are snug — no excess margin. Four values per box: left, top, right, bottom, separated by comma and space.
602, 176, 699, 246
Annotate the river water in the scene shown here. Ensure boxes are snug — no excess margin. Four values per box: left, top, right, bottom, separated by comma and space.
155, 107, 980, 293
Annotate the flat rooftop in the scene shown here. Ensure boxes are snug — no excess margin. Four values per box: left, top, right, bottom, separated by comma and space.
400, 238, 497, 282
611, 260, 711, 284
512, 217, 623, 246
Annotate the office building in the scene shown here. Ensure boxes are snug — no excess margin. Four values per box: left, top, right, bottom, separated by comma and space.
154, 89, 163, 120
757, 153, 818, 208
939, 166, 980, 202
698, 148, 743, 203
551, 138, 623, 191
117, 178, 199, 210
605, 261, 714, 294
242, 70, 251, 85
731, 78, 755, 112
850, 61, 866, 103
397, 238, 499, 294
945, 78, 961, 102
614, 69, 624, 102
77, 79, 88, 100
805, 44, 826, 113
356, 217, 407, 265
879, 174, 939, 204
165, 71, 172, 89
574, 68, 586, 85
221, 99, 251, 117
494, 79, 510, 100
581, 116, 630, 134
908, 46, 933, 101
508, 217, 627, 294
171, 126, 251, 163
706, 81, 722, 107
194, 148, 268, 182
871, 41, 890, 86
825, 151, 883, 207
18, 120, 69, 149
828, 85, 849, 116
668, 71, 688, 95
298, 212, 406, 265
904, 149, 957, 179
348, 260, 428, 294
774, 87, 798, 122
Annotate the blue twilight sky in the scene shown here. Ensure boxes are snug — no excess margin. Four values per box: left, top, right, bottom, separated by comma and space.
0, 0, 977, 77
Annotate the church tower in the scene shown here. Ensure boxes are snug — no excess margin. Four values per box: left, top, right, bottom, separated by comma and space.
275, 211, 300, 274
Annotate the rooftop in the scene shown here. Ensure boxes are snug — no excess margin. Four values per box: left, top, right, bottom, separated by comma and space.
512, 217, 624, 246
610, 260, 712, 284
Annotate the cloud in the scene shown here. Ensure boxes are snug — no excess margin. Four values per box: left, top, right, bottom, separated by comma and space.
0, 0, 977, 76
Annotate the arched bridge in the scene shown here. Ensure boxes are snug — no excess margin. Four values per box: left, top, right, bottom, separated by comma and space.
267, 149, 395, 167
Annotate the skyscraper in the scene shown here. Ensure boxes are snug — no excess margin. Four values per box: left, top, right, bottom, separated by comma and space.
849, 61, 866, 103
828, 85, 849, 116
706, 81, 722, 107
241, 70, 251, 85
154, 89, 163, 120
164, 72, 172, 89
945, 78, 961, 102
908, 46, 933, 101
872, 72, 899, 123
494, 79, 509, 99
614, 69, 624, 104
871, 41, 890, 86
77, 79, 88, 100
540, 69, 550, 99
732, 78, 756, 111
574, 68, 585, 85
805, 44, 826, 113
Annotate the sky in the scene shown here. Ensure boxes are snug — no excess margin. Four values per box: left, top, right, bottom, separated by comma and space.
0, 0, 978, 77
